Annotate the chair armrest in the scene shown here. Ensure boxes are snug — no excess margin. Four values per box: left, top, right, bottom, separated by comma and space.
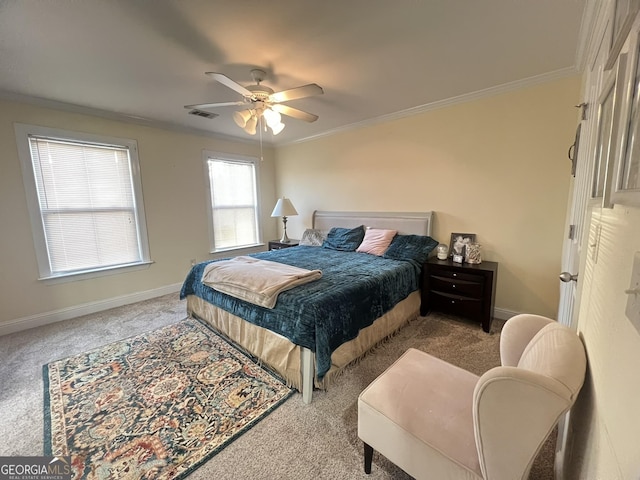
473, 366, 573, 480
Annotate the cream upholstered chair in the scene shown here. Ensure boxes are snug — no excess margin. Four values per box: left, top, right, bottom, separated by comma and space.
357, 314, 586, 480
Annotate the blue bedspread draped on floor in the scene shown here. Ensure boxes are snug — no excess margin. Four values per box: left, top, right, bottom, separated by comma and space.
180, 246, 419, 379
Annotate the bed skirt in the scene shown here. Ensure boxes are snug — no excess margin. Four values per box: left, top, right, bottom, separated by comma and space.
186, 290, 420, 393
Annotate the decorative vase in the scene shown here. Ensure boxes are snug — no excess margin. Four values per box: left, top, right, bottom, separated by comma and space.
436, 244, 449, 260
465, 243, 482, 264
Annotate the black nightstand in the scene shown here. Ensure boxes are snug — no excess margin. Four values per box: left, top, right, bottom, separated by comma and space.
268, 240, 299, 251
421, 257, 498, 332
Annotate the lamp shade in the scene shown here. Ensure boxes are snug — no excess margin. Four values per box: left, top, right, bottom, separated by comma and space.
271, 197, 298, 217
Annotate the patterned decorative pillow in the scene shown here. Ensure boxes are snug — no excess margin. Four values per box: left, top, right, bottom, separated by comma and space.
322, 225, 366, 251
383, 234, 439, 265
299, 228, 327, 246
356, 228, 398, 256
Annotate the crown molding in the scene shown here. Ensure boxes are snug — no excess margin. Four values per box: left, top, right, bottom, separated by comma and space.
0, 90, 268, 146
286, 67, 580, 146
1, 64, 582, 151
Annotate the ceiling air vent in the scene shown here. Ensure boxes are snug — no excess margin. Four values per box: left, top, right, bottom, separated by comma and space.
188, 109, 218, 119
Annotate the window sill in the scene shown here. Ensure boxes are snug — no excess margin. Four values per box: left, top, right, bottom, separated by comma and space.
210, 243, 266, 256
39, 261, 154, 284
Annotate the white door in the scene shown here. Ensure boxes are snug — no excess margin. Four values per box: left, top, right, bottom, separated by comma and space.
557, 19, 611, 328
558, 114, 588, 328
555, 17, 612, 478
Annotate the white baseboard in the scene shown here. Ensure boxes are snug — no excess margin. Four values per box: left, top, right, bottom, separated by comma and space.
1, 294, 522, 338
493, 307, 519, 321
0, 283, 183, 337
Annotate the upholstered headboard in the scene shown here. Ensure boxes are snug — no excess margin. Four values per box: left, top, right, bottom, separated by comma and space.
312, 211, 434, 236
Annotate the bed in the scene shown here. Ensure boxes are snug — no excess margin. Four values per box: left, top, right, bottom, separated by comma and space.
180, 210, 435, 403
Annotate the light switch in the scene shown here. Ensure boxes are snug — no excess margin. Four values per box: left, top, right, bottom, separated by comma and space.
626, 251, 640, 332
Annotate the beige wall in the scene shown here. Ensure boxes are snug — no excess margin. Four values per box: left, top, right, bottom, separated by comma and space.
0, 99, 277, 328
275, 76, 581, 317
0, 77, 580, 329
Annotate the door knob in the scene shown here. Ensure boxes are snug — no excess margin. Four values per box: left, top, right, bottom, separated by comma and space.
559, 272, 578, 283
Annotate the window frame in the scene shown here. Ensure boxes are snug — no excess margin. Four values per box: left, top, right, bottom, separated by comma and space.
589, 49, 629, 209
15, 123, 152, 281
612, 19, 640, 207
590, 70, 617, 201
202, 151, 263, 253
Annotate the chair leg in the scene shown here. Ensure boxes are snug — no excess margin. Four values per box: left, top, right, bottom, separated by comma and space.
364, 442, 373, 474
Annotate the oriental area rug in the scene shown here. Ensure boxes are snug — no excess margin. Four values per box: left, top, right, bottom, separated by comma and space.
43, 317, 294, 479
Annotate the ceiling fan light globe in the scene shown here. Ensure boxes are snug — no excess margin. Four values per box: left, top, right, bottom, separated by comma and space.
233, 110, 252, 128
263, 108, 281, 128
270, 122, 285, 135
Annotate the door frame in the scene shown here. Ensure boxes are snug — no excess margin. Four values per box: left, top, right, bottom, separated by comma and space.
555, 2, 613, 476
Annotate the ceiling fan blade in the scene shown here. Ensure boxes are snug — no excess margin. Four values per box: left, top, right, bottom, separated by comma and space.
270, 83, 324, 103
205, 72, 254, 97
184, 101, 245, 110
272, 104, 319, 123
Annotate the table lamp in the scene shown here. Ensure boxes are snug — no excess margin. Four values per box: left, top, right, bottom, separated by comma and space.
271, 197, 298, 243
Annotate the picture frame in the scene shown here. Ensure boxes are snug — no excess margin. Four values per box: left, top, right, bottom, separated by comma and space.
449, 233, 476, 258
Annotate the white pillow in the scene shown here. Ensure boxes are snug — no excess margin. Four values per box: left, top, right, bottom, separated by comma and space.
356, 228, 398, 256
299, 229, 327, 246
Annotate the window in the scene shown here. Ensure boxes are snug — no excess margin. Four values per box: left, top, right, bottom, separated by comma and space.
591, 74, 616, 199
204, 153, 261, 252
15, 124, 151, 279
613, 25, 640, 206
590, 50, 628, 208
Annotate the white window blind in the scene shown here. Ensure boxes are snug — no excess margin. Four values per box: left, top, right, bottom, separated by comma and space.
207, 156, 260, 250
16, 124, 151, 279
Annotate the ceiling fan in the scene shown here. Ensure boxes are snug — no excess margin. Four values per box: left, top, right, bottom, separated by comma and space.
185, 69, 323, 136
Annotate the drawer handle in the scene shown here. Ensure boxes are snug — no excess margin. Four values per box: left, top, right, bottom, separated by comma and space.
451, 300, 455, 304
452, 284, 456, 288
452, 273, 457, 277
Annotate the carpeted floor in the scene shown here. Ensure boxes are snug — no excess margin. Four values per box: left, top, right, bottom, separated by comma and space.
0, 293, 555, 479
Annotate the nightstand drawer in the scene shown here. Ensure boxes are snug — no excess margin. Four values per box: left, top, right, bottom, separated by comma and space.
430, 275, 483, 298
430, 291, 483, 318
431, 270, 483, 284
421, 258, 499, 332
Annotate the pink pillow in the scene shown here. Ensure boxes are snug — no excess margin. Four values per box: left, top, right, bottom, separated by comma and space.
356, 228, 398, 256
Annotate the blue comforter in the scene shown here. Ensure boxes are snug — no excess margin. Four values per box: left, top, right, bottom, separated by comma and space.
180, 246, 419, 379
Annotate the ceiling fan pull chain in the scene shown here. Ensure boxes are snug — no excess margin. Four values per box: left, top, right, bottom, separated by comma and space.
259, 116, 264, 162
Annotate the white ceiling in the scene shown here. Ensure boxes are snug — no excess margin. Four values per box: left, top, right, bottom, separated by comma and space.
0, 0, 587, 145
